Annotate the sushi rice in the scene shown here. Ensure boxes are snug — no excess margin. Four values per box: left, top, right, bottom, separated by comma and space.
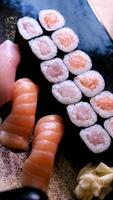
67, 101, 97, 127
29, 36, 57, 60
64, 50, 92, 75
104, 117, 113, 138
40, 58, 69, 83
39, 9, 65, 31
52, 80, 82, 105
74, 70, 105, 97
17, 16, 43, 40
79, 124, 111, 153
90, 91, 113, 118
51, 27, 79, 52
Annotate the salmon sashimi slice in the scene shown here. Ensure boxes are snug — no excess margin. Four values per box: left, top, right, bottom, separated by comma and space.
22, 114, 64, 192
0, 40, 20, 106
0, 78, 39, 150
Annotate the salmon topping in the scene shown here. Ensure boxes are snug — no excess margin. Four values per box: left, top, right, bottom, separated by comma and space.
86, 132, 105, 145
95, 97, 113, 111
58, 32, 74, 47
48, 63, 63, 77
44, 13, 59, 28
80, 78, 99, 90
38, 40, 51, 55
69, 55, 86, 68
23, 22, 36, 34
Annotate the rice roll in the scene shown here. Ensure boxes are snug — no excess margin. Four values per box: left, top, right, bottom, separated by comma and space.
29, 36, 57, 60
64, 50, 92, 75
79, 124, 111, 153
67, 102, 97, 127
40, 58, 69, 83
52, 80, 82, 105
104, 117, 113, 138
39, 9, 65, 31
90, 91, 113, 118
17, 16, 43, 40
74, 70, 105, 97
51, 27, 79, 52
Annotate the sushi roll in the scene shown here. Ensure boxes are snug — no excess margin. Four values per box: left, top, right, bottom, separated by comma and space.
29, 36, 57, 60
67, 102, 97, 127
17, 16, 43, 40
104, 117, 113, 138
74, 70, 105, 97
39, 9, 65, 31
79, 124, 111, 153
52, 80, 82, 105
40, 58, 69, 83
64, 50, 92, 75
90, 91, 113, 118
51, 27, 79, 52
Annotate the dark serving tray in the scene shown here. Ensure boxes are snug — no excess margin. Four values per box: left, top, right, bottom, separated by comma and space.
0, 1, 113, 200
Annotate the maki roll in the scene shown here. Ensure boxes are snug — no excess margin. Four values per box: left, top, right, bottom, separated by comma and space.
79, 124, 111, 153
29, 36, 57, 60
17, 16, 43, 40
104, 117, 113, 138
51, 27, 79, 52
67, 102, 97, 127
74, 70, 105, 97
52, 80, 82, 105
40, 58, 69, 83
39, 9, 65, 31
90, 91, 113, 118
64, 50, 92, 75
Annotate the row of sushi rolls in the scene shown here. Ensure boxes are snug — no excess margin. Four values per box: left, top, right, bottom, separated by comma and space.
1, 9, 113, 200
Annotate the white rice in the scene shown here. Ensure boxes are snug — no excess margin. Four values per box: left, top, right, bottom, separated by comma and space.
64, 50, 92, 75
74, 70, 105, 97
104, 117, 113, 138
40, 58, 69, 83
39, 9, 65, 31
29, 36, 57, 60
79, 124, 111, 153
51, 27, 79, 52
17, 16, 43, 40
90, 91, 113, 118
67, 102, 97, 127
52, 80, 82, 105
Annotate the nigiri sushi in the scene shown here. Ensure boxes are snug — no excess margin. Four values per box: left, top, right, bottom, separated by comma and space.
104, 117, 113, 138
52, 80, 82, 105
39, 9, 65, 31
0, 78, 39, 150
74, 70, 105, 97
90, 91, 113, 118
0, 40, 20, 106
40, 58, 69, 83
51, 27, 79, 52
64, 50, 92, 75
79, 124, 111, 153
22, 115, 64, 193
67, 102, 97, 127
29, 36, 57, 60
17, 16, 43, 40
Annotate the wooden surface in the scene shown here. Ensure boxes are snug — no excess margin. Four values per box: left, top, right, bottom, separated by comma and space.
88, 0, 113, 40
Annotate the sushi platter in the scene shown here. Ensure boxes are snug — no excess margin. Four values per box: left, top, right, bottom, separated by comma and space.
1, 0, 113, 200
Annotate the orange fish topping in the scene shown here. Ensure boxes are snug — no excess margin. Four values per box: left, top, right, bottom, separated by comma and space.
58, 32, 74, 47
44, 13, 58, 28
96, 97, 113, 111
69, 55, 86, 68
80, 78, 99, 90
